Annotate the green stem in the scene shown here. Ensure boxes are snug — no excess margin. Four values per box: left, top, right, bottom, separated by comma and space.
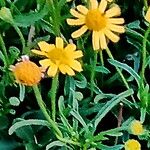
106, 48, 129, 89
100, 50, 104, 86
50, 73, 59, 121
0, 34, 9, 65
141, 24, 150, 82
12, 24, 25, 53
90, 51, 97, 97
57, 136, 81, 147
100, 51, 104, 66
33, 85, 62, 137
106, 48, 136, 103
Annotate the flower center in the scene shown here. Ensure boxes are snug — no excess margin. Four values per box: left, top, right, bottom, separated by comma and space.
85, 9, 107, 31
47, 48, 69, 65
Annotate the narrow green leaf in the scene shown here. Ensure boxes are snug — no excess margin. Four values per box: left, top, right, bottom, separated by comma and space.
108, 59, 141, 87
96, 143, 124, 150
93, 89, 134, 128
46, 141, 67, 150
9, 119, 50, 135
19, 84, 25, 102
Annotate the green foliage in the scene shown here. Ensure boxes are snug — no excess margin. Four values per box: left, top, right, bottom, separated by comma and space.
0, 0, 150, 149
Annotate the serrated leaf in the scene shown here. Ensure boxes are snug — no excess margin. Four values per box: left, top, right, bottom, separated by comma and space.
14, 5, 49, 27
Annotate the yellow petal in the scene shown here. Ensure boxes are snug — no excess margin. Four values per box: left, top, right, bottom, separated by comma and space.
71, 25, 88, 38
109, 24, 125, 33
104, 29, 120, 43
70, 9, 85, 18
59, 64, 67, 74
108, 18, 124, 24
99, 33, 107, 49
65, 44, 76, 51
39, 59, 51, 68
59, 64, 75, 76
92, 31, 100, 50
38, 41, 55, 52
105, 5, 121, 18
77, 5, 88, 15
90, 0, 98, 9
70, 60, 82, 72
31, 49, 46, 56
73, 50, 83, 58
67, 18, 85, 26
56, 37, 64, 49
65, 65, 75, 76
47, 64, 58, 77
145, 7, 150, 23
99, 0, 107, 13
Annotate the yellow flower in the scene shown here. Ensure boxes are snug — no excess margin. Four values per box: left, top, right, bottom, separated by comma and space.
11, 56, 42, 86
145, 7, 150, 23
130, 120, 144, 135
32, 37, 83, 77
67, 0, 125, 50
124, 139, 141, 150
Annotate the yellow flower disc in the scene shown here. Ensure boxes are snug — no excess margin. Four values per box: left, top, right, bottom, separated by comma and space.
13, 60, 42, 86
124, 139, 141, 150
130, 120, 144, 135
85, 9, 107, 31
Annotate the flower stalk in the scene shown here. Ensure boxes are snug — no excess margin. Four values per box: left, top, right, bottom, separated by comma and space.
33, 85, 63, 137
0, 33, 9, 65
49, 73, 59, 121
90, 51, 97, 97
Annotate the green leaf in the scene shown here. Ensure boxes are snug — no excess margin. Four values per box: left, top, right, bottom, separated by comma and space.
108, 59, 141, 87
9, 97, 20, 106
0, 51, 7, 66
14, 4, 49, 27
19, 84, 25, 102
9, 46, 20, 64
126, 20, 141, 29
46, 141, 67, 150
75, 92, 83, 101
95, 66, 110, 74
70, 110, 87, 130
75, 73, 87, 89
58, 96, 73, 133
9, 119, 50, 135
96, 143, 124, 150
93, 89, 134, 128
140, 107, 147, 123
94, 93, 115, 103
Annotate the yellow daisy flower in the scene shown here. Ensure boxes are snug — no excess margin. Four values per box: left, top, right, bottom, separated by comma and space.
124, 139, 141, 150
11, 56, 43, 86
130, 120, 144, 135
67, 0, 125, 50
32, 37, 83, 77
145, 7, 150, 23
